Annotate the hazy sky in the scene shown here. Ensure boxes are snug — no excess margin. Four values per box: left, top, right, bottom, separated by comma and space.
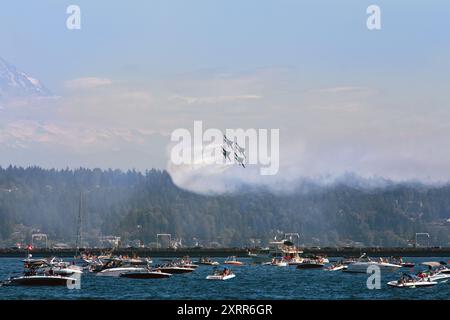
1, 1, 450, 191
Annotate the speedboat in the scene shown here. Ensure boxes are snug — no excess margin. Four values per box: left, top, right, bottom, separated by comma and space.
296, 259, 325, 269
287, 256, 304, 266
224, 256, 244, 266
325, 262, 347, 271
96, 267, 147, 277
122, 257, 153, 265
120, 270, 171, 279
419, 262, 450, 282
267, 258, 288, 267
344, 254, 401, 273
388, 273, 437, 288
197, 257, 220, 266
206, 269, 235, 280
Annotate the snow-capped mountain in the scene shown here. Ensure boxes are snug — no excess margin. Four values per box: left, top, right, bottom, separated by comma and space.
0, 57, 51, 99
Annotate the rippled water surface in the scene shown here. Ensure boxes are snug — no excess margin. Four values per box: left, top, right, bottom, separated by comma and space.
0, 257, 449, 300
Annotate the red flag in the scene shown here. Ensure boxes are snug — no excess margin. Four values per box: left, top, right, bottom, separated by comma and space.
27, 244, 33, 251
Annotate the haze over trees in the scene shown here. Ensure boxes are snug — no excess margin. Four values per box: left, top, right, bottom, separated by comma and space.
0, 166, 449, 247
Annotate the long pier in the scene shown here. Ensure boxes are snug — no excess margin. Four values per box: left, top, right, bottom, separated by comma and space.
0, 247, 449, 258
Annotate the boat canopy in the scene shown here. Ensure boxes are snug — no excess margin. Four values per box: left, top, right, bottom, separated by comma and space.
420, 261, 441, 267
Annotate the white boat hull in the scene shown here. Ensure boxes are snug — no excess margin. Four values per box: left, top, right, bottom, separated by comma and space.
345, 262, 401, 273
387, 280, 437, 288
206, 274, 236, 281
96, 267, 146, 277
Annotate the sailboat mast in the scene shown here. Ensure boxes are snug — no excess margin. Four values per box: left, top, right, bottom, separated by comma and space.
75, 191, 83, 256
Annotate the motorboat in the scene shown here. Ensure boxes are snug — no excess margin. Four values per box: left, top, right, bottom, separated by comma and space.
122, 257, 153, 265
388, 273, 438, 288
419, 262, 450, 282
197, 257, 220, 266
181, 257, 199, 268
267, 258, 288, 267
248, 237, 303, 264
325, 262, 347, 271
344, 254, 401, 273
287, 256, 304, 266
1, 251, 81, 287
224, 256, 244, 266
206, 269, 235, 280
119, 269, 171, 279
96, 267, 147, 277
296, 259, 325, 269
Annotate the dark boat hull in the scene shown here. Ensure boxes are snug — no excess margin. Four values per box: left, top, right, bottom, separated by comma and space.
9, 276, 75, 286
157, 267, 194, 274
120, 272, 171, 279
296, 263, 325, 269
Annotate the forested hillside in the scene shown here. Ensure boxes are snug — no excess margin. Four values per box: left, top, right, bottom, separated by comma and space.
0, 166, 449, 247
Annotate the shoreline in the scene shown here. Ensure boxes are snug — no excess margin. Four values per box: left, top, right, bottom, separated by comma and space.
0, 247, 449, 258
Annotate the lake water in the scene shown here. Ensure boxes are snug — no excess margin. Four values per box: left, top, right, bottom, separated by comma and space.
0, 257, 449, 300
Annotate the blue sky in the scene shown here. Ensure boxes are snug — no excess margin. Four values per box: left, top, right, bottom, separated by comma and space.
1, 1, 450, 191
1, 1, 448, 91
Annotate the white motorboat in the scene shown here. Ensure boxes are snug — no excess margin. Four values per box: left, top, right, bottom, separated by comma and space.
428, 273, 450, 282
344, 254, 401, 273
388, 273, 438, 288
287, 257, 304, 266
207, 273, 236, 281
420, 261, 450, 282
325, 264, 347, 271
206, 269, 236, 280
249, 237, 303, 264
267, 258, 288, 267
197, 257, 220, 266
96, 267, 146, 277
224, 256, 244, 266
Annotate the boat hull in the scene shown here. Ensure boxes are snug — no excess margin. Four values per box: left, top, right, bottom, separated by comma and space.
8, 276, 76, 287
387, 280, 437, 288
296, 263, 325, 269
96, 267, 146, 277
344, 262, 401, 273
157, 267, 195, 274
120, 271, 171, 279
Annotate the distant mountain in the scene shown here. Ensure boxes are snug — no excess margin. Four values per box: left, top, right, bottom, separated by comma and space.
0, 57, 51, 99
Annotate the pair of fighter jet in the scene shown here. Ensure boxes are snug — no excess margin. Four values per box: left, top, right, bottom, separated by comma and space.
222, 135, 246, 168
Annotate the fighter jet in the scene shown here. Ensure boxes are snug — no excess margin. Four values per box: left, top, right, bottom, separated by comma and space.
223, 135, 234, 148
234, 152, 246, 168
234, 141, 246, 158
222, 147, 231, 161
